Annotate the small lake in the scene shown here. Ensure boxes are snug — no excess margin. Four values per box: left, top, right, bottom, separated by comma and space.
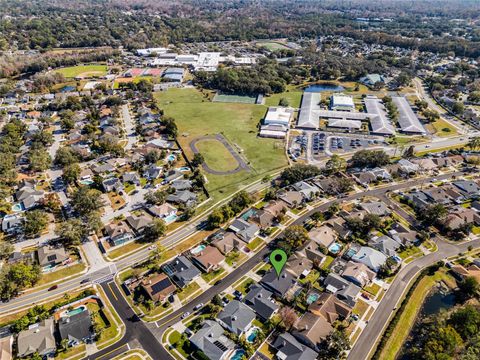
398, 285, 456, 360
304, 83, 345, 92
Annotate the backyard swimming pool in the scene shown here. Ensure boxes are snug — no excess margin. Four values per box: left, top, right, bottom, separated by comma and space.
241, 208, 257, 221
60, 305, 86, 318
164, 213, 178, 224
79, 179, 94, 185
230, 349, 245, 360
12, 203, 24, 212
328, 242, 342, 254
306, 292, 320, 305
177, 167, 190, 172
246, 327, 259, 343
191, 244, 206, 255
167, 154, 176, 162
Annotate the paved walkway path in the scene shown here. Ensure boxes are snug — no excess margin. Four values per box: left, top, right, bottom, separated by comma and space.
189, 134, 250, 175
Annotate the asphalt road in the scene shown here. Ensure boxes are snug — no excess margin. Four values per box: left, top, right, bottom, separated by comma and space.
85, 171, 467, 360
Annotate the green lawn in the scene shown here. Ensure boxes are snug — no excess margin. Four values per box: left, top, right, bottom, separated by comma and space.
225, 250, 247, 266
195, 139, 239, 172
264, 90, 303, 108
234, 277, 255, 294
37, 263, 86, 286
378, 268, 456, 360
426, 118, 458, 137
353, 299, 370, 318
255, 41, 290, 51
201, 267, 226, 284
108, 241, 144, 259
55, 64, 107, 78
55, 344, 86, 360
321, 255, 335, 270
398, 246, 422, 260
177, 282, 201, 302
154, 88, 288, 201
364, 282, 381, 296
247, 237, 265, 251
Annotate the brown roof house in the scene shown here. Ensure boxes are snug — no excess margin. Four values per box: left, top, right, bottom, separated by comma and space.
251, 200, 287, 228
105, 221, 135, 246
191, 246, 225, 272
286, 253, 313, 279
451, 264, 480, 283
141, 273, 176, 303
0, 335, 12, 360
292, 312, 333, 351
308, 225, 337, 249
444, 207, 480, 230
211, 232, 246, 255
278, 191, 303, 208
126, 213, 153, 234
308, 293, 352, 322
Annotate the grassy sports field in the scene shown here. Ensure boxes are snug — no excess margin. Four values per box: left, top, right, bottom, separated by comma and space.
213, 93, 257, 104
255, 40, 290, 51
194, 139, 239, 172
55, 64, 107, 78
154, 88, 287, 200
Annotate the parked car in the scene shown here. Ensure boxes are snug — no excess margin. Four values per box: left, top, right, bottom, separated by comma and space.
181, 312, 190, 319
194, 303, 204, 311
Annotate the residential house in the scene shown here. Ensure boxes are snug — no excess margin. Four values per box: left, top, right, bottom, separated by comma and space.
0, 335, 12, 360
453, 180, 480, 198
122, 172, 140, 185
162, 256, 201, 288
411, 158, 438, 172
105, 221, 135, 246
102, 177, 124, 193
272, 333, 318, 360
398, 159, 420, 175
80, 168, 94, 182
17, 319, 56, 358
1, 214, 23, 234
143, 164, 162, 180
163, 170, 184, 184
191, 246, 225, 272
171, 180, 192, 191
369, 235, 401, 257
243, 285, 279, 320
251, 200, 286, 228
308, 292, 352, 324
361, 201, 391, 216
444, 207, 480, 230
141, 273, 176, 303
166, 190, 197, 206
147, 203, 177, 220
37, 246, 69, 267
92, 163, 115, 175
298, 241, 327, 266
451, 263, 480, 283
15, 184, 44, 210
405, 191, 431, 209
323, 273, 361, 307
308, 225, 337, 249
190, 320, 235, 360
286, 253, 313, 279
217, 300, 255, 336
228, 218, 259, 243
351, 246, 388, 272
126, 214, 152, 234
325, 217, 351, 239
422, 187, 452, 205
342, 261, 376, 287
260, 270, 296, 298
293, 312, 333, 351
211, 232, 246, 255
58, 310, 94, 346
292, 181, 319, 201
278, 191, 304, 208
442, 184, 466, 203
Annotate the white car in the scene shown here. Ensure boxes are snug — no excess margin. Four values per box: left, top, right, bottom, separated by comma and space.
194, 303, 204, 311
181, 312, 190, 319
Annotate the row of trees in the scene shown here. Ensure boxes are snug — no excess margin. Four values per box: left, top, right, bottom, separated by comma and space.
207, 191, 253, 228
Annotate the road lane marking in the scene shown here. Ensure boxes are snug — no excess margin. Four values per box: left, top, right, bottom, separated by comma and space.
95, 344, 128, 360
157, 312, 182, 328
108, 282, 118, 301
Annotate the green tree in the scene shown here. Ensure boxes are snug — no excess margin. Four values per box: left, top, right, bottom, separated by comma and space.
279, 97, 289, 107
54, 147, 79, 167
142, 219, 166, 242
418, 203, 448, 227
24, 210, 49, 238
71, 187, 103, 216
0, 240, 13, 260
55, 218, 88, 247
458, 276, 479, 301
208, 208, 224, 228
28, 148, 52, 171
452, 101, 465, 115
283, 225, 309, 248
325, 154, 346, 175
192, 153, 205, 167
62, 163, 81, 184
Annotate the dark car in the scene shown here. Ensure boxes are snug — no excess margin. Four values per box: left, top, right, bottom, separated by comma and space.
48, 285, 58, 291
80, 278, 90, 284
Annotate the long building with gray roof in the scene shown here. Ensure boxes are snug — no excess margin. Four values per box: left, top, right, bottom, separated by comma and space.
392, 96, 426, 134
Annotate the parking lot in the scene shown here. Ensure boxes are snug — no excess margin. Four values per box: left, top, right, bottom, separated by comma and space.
288, 133, 308, 161
310, 132, 387, 156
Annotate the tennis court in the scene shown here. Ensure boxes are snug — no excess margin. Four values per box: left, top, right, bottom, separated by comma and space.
213, 93, 257, 104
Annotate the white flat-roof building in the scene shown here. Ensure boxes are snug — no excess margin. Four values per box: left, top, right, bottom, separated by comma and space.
137, 48, 168, 56
392, 96, 426, 134
364, 96, 396, 136
259, 124, 288, 139
297, 92, 321, 129
330, 94, 355, 111
264, 107, 293, 127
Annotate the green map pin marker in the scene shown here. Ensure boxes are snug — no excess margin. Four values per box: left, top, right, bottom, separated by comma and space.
270, 249, 287, 278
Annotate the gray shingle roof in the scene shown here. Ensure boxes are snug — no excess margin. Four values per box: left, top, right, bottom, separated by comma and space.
190, 320, 235, 360
217, 300, 255, 336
